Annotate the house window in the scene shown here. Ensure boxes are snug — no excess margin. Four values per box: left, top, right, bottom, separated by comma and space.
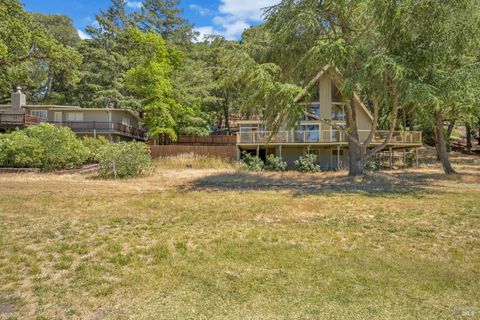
306, 124, 319, 142
308, 103, 320, 117
66, 112, 84, 121
331, 103, 346, 121
31, 110, 48, 119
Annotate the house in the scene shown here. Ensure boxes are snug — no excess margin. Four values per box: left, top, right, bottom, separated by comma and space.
236, 66, 422, 169
0, 88, 147, 141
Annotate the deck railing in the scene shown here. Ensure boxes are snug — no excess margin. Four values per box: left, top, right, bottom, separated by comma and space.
237, 130, 422, 145
0, 114, 47, 126
50, 121, 147, 140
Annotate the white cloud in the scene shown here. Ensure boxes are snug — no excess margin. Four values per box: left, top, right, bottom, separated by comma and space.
192, 0, 280, 40
193, 26, 217, 42
126, 1, 143, 9
77, 29, 91, 40
221, 20, 250, 40
189, 4, 213, 16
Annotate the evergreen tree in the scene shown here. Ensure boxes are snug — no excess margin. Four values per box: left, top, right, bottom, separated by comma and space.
135, 0, 194, 46
75, 0, 137, 109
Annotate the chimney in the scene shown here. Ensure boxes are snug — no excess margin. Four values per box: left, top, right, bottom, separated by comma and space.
11, 87, 26, 109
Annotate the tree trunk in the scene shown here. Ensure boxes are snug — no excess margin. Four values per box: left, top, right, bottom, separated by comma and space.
223, 94, 231, 135
402, 107, 407, 129
434, 111, 456, 174
434, 128, 441, 161
466, 124, 472, 152
345, 100, 364, 176
446, 120, 455, 139
348, 143, 364, 176
44, 75, 54, 103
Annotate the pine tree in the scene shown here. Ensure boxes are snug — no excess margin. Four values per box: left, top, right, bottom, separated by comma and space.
135, 0, 194, 46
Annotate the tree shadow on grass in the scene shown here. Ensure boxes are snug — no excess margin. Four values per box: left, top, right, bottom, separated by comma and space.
183, 170, 447, 197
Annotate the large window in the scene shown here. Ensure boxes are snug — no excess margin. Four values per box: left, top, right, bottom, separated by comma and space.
306, 124, 319, 142
66, 112, 84, 121
294, 125, 319, 142
31, 110, 48, 119
331, 103, 346, 121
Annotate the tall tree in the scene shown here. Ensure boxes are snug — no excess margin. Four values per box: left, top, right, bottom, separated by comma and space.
0, 0, 81, 104
33, 13, 82, 103
122, 27, 182, 140
374, 0, 480, 174
135, 0, 194, 46
33, 14, 81, 48
75, 0, 137, 109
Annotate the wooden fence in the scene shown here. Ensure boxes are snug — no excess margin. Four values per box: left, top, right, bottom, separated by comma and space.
175, 135, 236, 145
150, 145, 237, 159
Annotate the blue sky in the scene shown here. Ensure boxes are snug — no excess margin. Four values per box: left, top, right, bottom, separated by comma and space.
22, 0, 280, 40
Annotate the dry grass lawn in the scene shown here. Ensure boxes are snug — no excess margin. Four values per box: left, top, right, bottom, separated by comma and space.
0, 157, 479, 319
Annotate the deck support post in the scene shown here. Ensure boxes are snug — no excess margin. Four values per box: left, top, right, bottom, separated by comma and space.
256, 144, 260, 157
415, 148, 419, 167
337, 145, 340, 169
93, 129, 97, 139
236, 146, 241, 161
403, 148, 406, 169
279, 145, 282, 158
389, 147, 393, 170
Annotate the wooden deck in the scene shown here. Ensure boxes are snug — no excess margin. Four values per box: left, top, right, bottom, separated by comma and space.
50, 121, 147, 140
0, 115, 147, 140
237, 130, 422, 147
0, 113, 47, 126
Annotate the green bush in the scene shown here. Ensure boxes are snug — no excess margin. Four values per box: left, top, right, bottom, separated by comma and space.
0, 131, 44, 168
239, 151, 264, 171
405, 152, 416, 168
25, 124, 89, 170
95, 141, 153, 178
364, 160, 377, 171
294, 153, 321, 173
265, 154, 287, 171
82, 136, 111, 162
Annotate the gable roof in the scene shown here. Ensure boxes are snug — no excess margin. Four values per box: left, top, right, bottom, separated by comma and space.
294, 65, 374, 121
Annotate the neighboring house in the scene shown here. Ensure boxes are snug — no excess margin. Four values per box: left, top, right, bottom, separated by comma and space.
236, 66, 422, 169
0, 88, 146, 141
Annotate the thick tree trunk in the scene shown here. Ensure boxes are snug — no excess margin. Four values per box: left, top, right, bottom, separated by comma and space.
345, 100, 364, 176
348, 143, 364, 176
466, 124, 472, 152
434, 111, 456, 174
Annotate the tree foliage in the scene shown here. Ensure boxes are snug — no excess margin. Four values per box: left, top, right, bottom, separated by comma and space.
0, 0, 81, 104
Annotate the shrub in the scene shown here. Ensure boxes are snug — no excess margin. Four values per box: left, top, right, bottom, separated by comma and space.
239, 151, 264, 171
95, 141, 153, 178
264, 154, 287, 171
364, 160, 377, 171
25, 124, 89, 170
82, 136, 111, 162
295, 153, 321, 173
0, 131, 44, 168
405, 152, 416, 168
